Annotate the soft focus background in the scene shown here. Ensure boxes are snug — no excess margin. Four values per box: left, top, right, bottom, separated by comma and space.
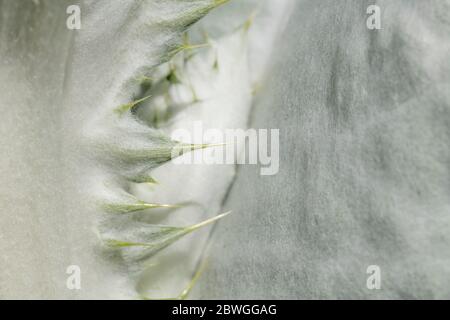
198, 0, 450, 299
0, 0, 449, 299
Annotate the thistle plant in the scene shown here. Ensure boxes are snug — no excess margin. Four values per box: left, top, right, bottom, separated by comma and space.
0, 0, 293, 299
87, 0, 238, 299
2, 0, 448, 301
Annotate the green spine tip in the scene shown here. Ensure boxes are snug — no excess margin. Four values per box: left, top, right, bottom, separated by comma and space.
105, 212, 230, 249
103, 201, 180, 214
171, 142, 226, 159
187, 211, 231, 232
169, 43, 210, 57
114, 95, 152, 114
142, 259, 207, 300
178, 260, 208, 300
186, 142, 227, 150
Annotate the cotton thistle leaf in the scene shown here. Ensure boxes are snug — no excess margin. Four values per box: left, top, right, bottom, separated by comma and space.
0, 0, 239, 299
101, 212, 230, 262
82, 0, 236, 298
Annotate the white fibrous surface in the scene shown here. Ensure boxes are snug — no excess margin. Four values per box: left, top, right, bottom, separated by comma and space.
3, 0, 447, 300
0, 0, 292, 299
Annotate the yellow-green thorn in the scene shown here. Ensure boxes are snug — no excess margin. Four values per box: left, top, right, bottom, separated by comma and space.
142, 259, 208, 300
178, 259, 208, 300
169, 43, 210, 57
171, 142, 226, 159
103, 201, 180, 214
186, 211, 231, 233
114, 95, 151, 114
106, 212, 230, 249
